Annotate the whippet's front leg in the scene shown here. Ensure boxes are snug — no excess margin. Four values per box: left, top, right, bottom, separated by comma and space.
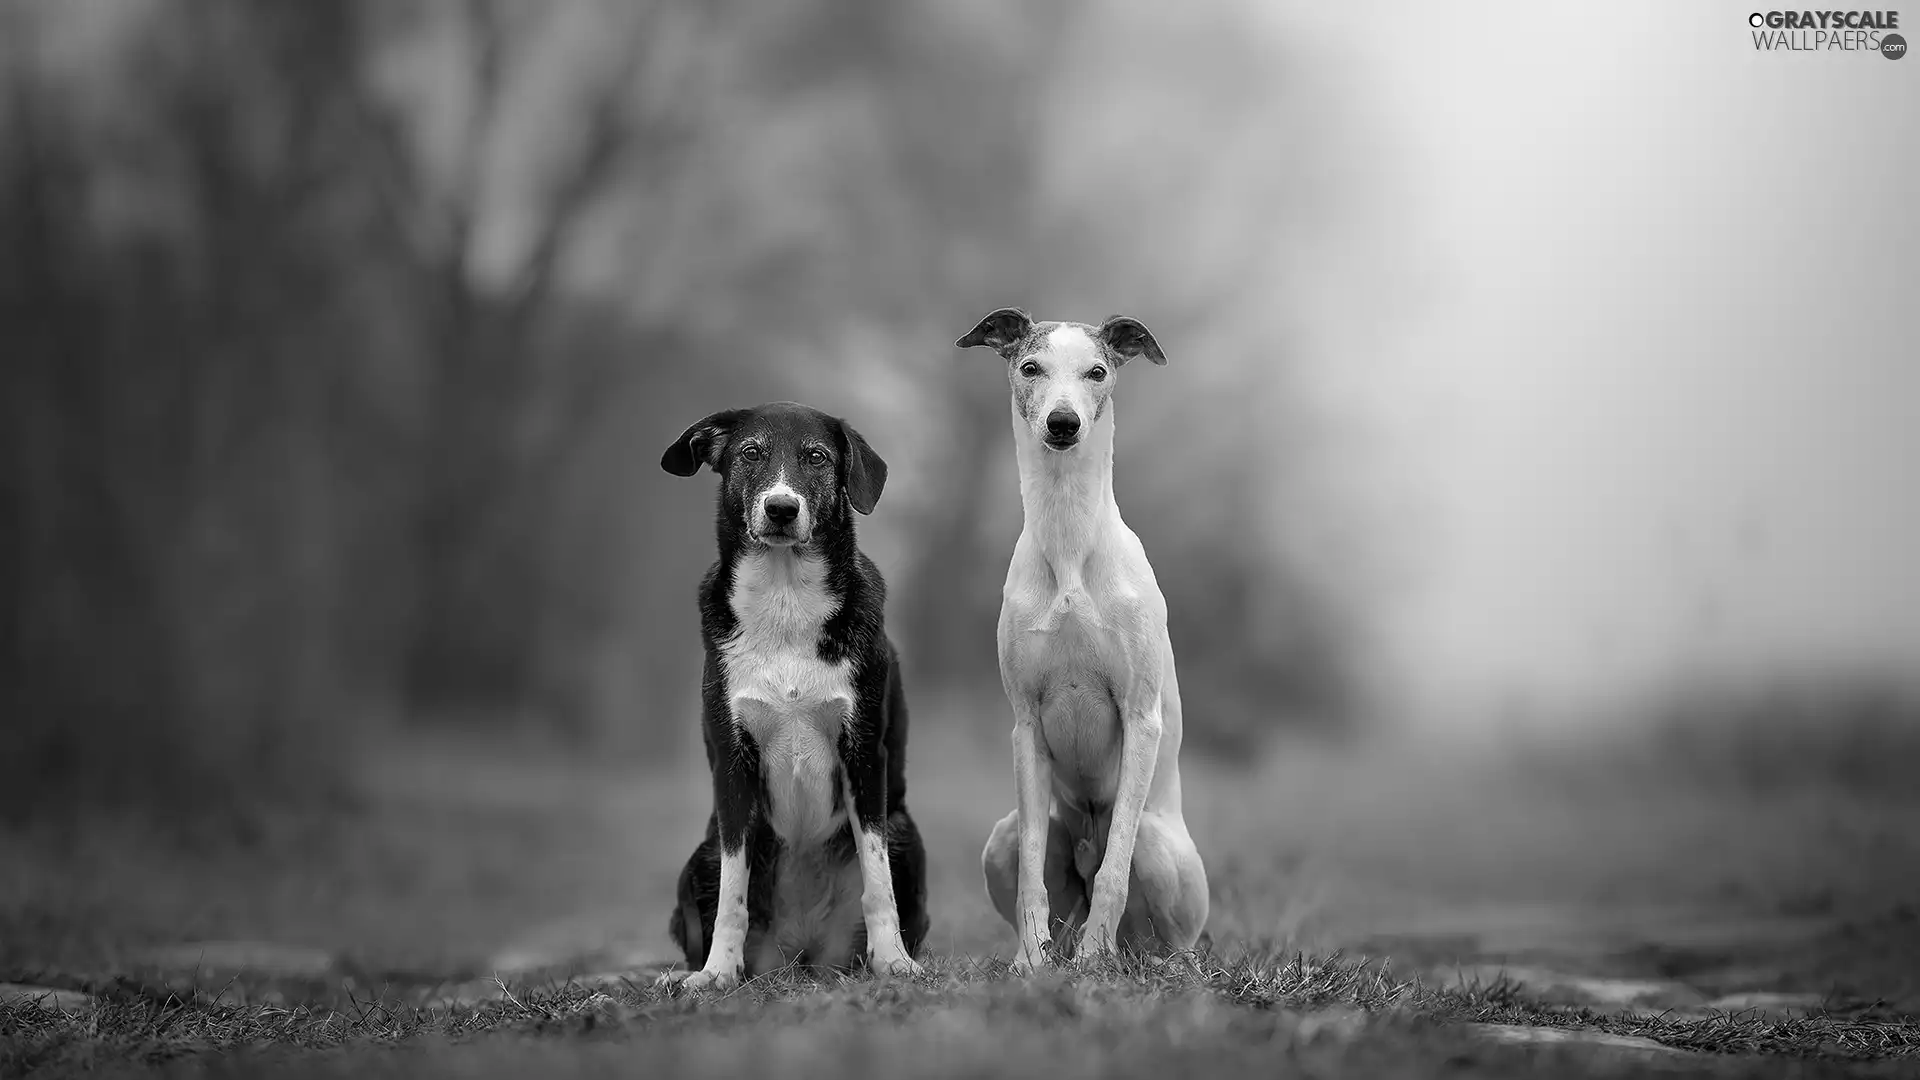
668, 734, 760, 991
1075, 690, 1163, 960
1010, 696, 1055, 971
841, 730, 923, 977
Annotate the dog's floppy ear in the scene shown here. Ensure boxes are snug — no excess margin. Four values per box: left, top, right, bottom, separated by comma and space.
837, 417, 888, 515
1096, 315, 1167, 366
955, 307, 1034, 359
660, 408, 747, 476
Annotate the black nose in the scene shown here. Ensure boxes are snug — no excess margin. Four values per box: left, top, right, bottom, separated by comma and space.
763, 495, 800, 525
1045, 408, 1081, 440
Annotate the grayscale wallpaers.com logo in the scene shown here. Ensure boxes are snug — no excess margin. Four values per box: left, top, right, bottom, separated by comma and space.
1748, 10, 1906, 55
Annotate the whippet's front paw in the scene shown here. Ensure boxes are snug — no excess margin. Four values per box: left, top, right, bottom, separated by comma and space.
1072, 918, 1118, 964
1009, 936, 1053, 976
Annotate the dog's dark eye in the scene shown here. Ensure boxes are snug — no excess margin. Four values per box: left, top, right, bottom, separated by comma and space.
1087, 366, 1107, 382
739, 444, 763, 462
806, 448, 829, 467
1019, 361, 1041, 378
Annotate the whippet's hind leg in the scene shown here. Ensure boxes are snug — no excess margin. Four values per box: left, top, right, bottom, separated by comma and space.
1115, 811, 1209, 955
982, 809, 1087, 954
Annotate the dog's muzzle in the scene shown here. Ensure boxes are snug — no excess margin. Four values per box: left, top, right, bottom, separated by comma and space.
1043, 407, 1082, 451
752, 492, 809, 545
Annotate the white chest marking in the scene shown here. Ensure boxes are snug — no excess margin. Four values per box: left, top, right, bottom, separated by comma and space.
721, 550, 854, 847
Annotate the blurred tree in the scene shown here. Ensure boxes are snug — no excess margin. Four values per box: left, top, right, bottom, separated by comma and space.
363, 0, 687, 715
0, 0, 1372, 830
0, 0, 392, 820
0, 0, 795, 805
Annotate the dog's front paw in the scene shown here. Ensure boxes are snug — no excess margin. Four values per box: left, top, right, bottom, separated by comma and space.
1008, 937, 1052, 976
666, 963, 742, 993
1072, 920, 1118, 964
870, 951, 925, 979
682, 967, 741, 992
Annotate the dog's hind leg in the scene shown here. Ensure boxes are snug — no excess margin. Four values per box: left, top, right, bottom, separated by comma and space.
887, 808, 931, 958
1116, 811, 1209, 955
982, 809, 1087, 955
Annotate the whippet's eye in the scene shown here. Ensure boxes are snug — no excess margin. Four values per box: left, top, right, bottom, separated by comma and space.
1019, 361, 1041, 378
806, 448, 829, 467
739, 445, 763, 462
1087, 367, 1107, 382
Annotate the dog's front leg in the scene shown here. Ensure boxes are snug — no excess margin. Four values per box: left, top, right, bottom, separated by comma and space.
841, 726, 923, 977
1009, 696, 1055, 971
675, 734, 760, 991
1075, 688, 1163, 961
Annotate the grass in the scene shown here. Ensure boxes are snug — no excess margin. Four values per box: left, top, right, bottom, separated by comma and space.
7, 950, 1919, 1078
6, 695, 1920, 1077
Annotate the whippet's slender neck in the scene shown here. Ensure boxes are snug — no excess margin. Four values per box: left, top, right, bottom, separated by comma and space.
1014, 401, 1120, 574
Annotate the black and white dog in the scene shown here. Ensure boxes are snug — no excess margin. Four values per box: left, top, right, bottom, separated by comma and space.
660, 402, 928, 989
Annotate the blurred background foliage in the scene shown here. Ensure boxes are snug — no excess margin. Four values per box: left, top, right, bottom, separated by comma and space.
0, 0, 1378, 822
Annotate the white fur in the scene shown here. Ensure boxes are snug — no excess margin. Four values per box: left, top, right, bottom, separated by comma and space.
843, 771, 921, 974
680, 846, 751, 989
1045, 324, 1096, 355
985, 342, 1209, 969
722, 549, 852, 846
751, 471, 814, 544
1027, 325, 1105, 443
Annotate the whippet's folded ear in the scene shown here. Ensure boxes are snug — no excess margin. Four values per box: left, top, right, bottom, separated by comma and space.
1096, 315, 1167, 366
660, 408, 748, 476
955, 307, 1034, 359
837, 418, 888, 515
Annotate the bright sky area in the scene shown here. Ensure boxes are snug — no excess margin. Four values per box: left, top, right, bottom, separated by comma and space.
1277, 2, 1919, 725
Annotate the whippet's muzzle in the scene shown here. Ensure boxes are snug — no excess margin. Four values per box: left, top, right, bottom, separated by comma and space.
1042, 406, 1082, 451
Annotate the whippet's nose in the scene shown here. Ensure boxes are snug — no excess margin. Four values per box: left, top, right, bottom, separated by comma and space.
763, 495, 800, 525
1045, 408, 1081, 440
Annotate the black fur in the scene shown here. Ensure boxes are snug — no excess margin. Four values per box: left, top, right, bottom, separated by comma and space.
662, 402, 928, 974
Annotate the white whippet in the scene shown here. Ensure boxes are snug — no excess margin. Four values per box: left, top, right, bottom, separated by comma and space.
961, 307, 1209, 969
